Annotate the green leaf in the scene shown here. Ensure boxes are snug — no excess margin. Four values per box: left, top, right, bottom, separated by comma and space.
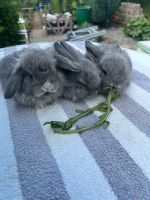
97, 106, 108, 112
44, 86, 117, 134
99, 101, 108, 108
43, 121, 51, 126
76, 126, 84, 134
50, 121, 66, 129
99, 113, 107, 121
143, 26, 150, 33
102, 121, 110, 128
109, 107, 113, 112
64, 121, 73, 130
124, 17, 150, 40
75, 109, 85, 114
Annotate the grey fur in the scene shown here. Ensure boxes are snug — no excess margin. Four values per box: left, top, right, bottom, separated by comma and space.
0, 47, 65, 107
0, 42, 132, 107
0, 50, 23, 82
85, 41, 132, 96
54, 41, 101, 101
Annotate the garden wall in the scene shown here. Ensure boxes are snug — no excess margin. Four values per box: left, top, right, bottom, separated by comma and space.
114, 2, 144, 24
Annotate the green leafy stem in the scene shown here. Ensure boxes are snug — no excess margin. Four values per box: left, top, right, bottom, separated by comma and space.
43, 87, 117, 134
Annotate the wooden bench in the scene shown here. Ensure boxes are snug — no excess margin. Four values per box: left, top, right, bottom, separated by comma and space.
45, 16, 73, 34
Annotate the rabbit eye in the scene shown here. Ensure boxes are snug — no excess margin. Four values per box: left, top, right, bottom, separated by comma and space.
28, 74, 33, 79
101, 68, 107, 76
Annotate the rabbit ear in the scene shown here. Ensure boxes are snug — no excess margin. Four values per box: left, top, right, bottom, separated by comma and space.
60, 41, 81, 59
85, 41, 104, 58
112, 43, 120, 48
4, 67, 24, 99
56, 55, 82, 72
54, 42, 74, 61
111, 43, 121, 50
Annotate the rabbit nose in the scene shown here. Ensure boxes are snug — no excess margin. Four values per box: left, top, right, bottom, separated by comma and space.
42, 81, 54, 91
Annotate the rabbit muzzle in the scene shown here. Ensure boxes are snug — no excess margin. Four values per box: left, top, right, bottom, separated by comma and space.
42, 81, 55, 93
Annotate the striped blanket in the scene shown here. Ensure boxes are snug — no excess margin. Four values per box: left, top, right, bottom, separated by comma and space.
0, 42, 150, 200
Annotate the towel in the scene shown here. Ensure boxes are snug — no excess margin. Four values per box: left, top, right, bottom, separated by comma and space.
0, 42, 150, 200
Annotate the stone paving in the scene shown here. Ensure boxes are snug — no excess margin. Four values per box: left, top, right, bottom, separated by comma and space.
30, 12, 65, 43
103, 24, 137, 50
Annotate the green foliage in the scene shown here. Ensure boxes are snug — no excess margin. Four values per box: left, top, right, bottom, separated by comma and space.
0, 0, 23, 48
124, 17, 150, 40
85, 0, 121, 24
140, 0, 150, 16
50, 0, 82, 14
20, 0, 36, 8
44, 87, 117, 134
50, 0, 121, 24
140, 0, 150, 18
62, 0, 75, 12
79, 21, 92, 29
50, 0, 62, 13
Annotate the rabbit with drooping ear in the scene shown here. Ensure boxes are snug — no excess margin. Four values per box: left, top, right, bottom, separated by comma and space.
0, 47, 66, 107
85, 41, 132, 96
0, 49, 25, 83
54, 41, 101, 101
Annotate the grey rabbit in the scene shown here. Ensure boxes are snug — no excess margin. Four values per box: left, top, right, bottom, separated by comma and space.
54, 41, 101, 101
85, 41, 132, 96
0, 47, 65, 107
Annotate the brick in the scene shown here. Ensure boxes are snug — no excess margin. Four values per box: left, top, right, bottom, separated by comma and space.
121, 3, 129, 9
118, 7, 124, 13
126, 10, 132, 15
121, 2, 127, 7
114, 2, 144, 25
133, 10, 140, 15
135, 4, 141, 9
116, 11, 120, 16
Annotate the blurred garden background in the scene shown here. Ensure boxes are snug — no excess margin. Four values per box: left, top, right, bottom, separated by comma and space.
0, 0, 149, 50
